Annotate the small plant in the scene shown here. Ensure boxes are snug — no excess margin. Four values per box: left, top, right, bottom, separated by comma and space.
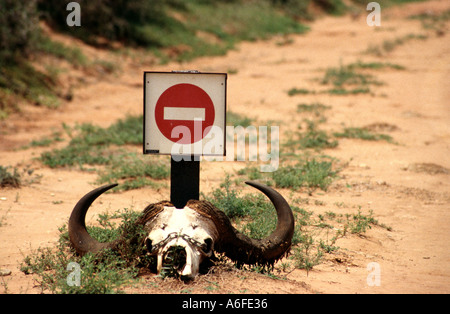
409, 9, 450, 33
292, 235, 323, 275
205, 175, 254, 219
287, 88, 314, 96
0, 165, 41, 188
322, 64, 380, 87
272, 159, 337, 192
364, 33, 427, 56
0, 166, 21, 188
347, 209, 378, 235
0, 207, 11, 227
320, 61, 384, 96
334, 127, 393, 143
22, 131, 64, 149
296, 103, 331, 116
295, 120, 338, 150
226, 111, 254, 127
236, 166, 264, 181
288, 61, 405, 97
349, 61, 405, 71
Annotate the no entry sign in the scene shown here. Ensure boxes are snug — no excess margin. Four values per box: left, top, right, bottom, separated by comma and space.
144, 71, 227, 156
155, 83, 215, 144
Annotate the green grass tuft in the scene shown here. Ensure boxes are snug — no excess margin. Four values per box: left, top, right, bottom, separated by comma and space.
272, 159, 337, 192
333, 127, 394, 143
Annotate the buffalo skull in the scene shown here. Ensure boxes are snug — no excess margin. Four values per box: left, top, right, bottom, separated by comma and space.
69, 181, 294, 279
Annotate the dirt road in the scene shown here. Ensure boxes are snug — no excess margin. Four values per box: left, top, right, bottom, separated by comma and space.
1, 0, 449, 293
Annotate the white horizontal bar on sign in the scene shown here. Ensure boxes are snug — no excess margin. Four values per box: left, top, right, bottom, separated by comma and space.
164, 107, 205, 121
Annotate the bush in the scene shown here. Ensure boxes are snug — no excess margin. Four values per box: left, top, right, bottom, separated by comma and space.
270, 0, 312, 19
0, 0, 40, 60
38, 0, 183, 47
0, 166, 21, 188
270, 0, 347, 19
272, 159, 336, 191
0, 1, 61, 112
206, 175, 254, 219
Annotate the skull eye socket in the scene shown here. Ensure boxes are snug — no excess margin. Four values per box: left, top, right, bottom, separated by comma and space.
202, 238, 213, 254
145, 238, 153, 252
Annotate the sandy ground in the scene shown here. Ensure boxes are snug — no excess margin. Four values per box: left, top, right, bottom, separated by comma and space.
1, 0, 449, 294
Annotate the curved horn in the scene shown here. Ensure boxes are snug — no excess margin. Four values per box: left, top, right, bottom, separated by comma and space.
213, 181, 295, 266
69, 183, 118, 255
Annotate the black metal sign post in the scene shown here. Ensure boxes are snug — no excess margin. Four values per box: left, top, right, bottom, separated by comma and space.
170, 156, 200, 209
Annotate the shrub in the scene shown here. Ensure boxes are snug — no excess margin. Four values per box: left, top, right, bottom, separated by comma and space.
0, 1, 61, 111
0, 166, 21, 188
272, 159, 336, 191
0, 0, 40, 60
38, 0, 183, 47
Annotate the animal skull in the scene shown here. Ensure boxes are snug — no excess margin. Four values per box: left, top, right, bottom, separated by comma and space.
144, 204, 218, 279
68, 181, 294, 280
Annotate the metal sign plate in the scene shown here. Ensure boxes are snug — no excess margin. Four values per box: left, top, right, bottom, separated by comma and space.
144, 71, 227, 156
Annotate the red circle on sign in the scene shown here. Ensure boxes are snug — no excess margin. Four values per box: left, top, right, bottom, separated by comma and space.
155, 83, 215, 144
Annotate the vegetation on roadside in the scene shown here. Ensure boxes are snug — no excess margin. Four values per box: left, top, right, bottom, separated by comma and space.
34, 98, 395, 192
364, 33, 428, 57
284, 119, 338, 151
0, 1, 91, 115
207, 178, 391, 275
334, 127, 394, 143
17, 67, 396, 293
38, 0, 312, 50
20, 209, 150, 293
288, 61, 406, 96
34, 109, 264, 191
0, 0, 311, 118
409, 8, 450, 32
0, 0, 431, 118
38, 115, 170, 191
19, 173, 388, 293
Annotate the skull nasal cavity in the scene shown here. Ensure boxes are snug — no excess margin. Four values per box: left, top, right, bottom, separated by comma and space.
164, 246, 187, 271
